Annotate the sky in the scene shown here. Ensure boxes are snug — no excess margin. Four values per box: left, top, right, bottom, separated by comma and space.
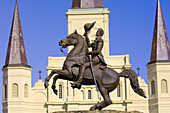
0, 0, 170, 112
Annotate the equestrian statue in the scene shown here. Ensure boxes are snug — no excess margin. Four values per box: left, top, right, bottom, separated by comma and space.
44, 22, 146, 111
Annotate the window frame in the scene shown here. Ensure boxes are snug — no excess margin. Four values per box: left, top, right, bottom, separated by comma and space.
161, 79, 168, 93
151, 80, 155, 95
24, 84, 28, 98
12, 83, 18, 97
59, 85, 63, 99
88, 90, 91, 99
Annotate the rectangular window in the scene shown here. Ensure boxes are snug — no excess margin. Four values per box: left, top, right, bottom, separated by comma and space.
117, 84, 121, 97
88, 90, 91, 99
59, 85, 62, 99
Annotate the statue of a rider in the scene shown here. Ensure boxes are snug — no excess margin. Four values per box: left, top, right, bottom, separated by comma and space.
71, 22, 107, 89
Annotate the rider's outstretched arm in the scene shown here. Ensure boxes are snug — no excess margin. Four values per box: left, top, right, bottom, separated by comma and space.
84, 32, 91, 47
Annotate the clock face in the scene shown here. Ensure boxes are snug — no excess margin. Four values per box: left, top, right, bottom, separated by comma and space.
81, 0, 94, 8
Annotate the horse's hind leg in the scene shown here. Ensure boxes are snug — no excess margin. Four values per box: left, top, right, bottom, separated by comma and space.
90, 85, 112, 111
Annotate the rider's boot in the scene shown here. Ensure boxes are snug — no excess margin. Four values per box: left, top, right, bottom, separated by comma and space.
71, 75, 83, 89
71, 63, 88, 89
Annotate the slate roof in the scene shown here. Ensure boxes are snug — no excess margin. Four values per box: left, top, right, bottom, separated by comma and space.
4, 1, 30, 68
150, 0, 170, 63
72, 0, 103, 9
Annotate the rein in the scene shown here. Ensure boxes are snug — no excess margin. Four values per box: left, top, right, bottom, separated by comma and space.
60, 47, 86, 61
60, 47, 68, 56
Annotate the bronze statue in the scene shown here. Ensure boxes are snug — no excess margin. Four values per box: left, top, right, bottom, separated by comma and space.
71, 22, 107, 89
44, 22, 146, 111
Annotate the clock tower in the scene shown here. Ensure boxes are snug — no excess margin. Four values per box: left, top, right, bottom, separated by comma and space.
67, 0, 110, 56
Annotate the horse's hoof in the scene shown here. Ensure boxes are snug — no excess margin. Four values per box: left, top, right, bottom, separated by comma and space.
53, 89, 58, 95
98, 107, 103, 111
51, 85, 56, 90
52, 85, 58, 95
44, 82, 49, 88
90, 105, 97, 111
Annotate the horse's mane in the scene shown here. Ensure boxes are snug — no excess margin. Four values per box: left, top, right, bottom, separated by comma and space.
68, 31, 83, 39
67, 31, 88, 57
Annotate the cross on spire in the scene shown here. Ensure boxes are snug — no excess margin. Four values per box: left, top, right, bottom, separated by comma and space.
136, 67, 141, 76
38, 70, 42, 80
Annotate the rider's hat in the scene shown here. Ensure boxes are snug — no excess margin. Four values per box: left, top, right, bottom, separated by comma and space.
84, 21, 96, 32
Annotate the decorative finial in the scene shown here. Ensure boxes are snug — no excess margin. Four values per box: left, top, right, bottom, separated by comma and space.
38, 70, 42, 79
136, 67, 141, 76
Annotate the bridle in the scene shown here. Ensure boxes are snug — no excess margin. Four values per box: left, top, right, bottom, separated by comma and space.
60, 47, 68, 56
60, 33, 79, 56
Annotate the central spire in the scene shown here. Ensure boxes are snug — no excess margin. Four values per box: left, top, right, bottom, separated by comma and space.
72, 0, 104, 9
4, 1, 29, 67
150, 0, 170, 63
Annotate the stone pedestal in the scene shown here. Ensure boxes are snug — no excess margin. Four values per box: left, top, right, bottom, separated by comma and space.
53, 110, 143, 113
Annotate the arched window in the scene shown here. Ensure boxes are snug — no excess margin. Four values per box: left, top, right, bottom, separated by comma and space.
117, 84, 121, 97
24, 84, 28, 98
88, 90, 91, 99
59, 85, 62, 99
12, 83, 18, 97
4, 84, 7, 99
161, 79, 168, 93
151, 81, 155, 95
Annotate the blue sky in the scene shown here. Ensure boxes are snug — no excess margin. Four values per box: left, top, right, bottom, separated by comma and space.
0, 0, 170, 112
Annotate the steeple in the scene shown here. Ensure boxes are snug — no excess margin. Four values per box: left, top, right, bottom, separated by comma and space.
150, 0, 170, 63
72, 0, 103, 9
4, 1, 29, 67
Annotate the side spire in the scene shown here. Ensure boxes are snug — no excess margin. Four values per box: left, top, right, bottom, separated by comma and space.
150, 0, 170, 63
4, 1, 29, 67
72, 0, 103, 9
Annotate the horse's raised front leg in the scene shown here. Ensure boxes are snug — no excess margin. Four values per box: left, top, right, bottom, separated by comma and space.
51, 75, 59, 95
51, 69, 70, 95
44, 69, 71, 88
45, 69, 58, 88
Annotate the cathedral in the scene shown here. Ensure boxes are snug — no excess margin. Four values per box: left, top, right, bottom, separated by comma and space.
2, 0, 170, 113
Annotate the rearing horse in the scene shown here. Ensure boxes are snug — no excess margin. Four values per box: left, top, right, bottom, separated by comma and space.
44, 31, 146, 111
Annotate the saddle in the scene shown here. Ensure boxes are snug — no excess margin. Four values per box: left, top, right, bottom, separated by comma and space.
72, 64, 104, 80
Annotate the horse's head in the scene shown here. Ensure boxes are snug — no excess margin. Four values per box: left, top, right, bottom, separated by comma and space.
59, 30, 80, 48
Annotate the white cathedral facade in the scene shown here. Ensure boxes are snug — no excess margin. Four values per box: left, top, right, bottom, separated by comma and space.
2, 0, 170, 113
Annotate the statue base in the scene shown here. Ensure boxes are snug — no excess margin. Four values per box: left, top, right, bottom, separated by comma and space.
53, 110, 143, 113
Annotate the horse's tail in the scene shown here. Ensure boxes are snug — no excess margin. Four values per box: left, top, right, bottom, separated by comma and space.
119, 69, 147, 98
